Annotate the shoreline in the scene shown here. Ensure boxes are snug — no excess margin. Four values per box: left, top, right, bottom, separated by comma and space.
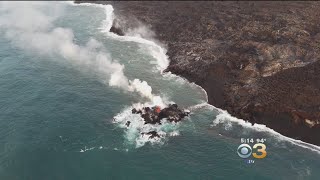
73, 1, 320, 147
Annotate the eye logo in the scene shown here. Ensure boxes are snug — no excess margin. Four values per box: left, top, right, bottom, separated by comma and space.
237, 143, 267, 159
237, 144, 252, 158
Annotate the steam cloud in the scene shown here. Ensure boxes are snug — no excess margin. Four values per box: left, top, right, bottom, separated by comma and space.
0, 2, 159, 101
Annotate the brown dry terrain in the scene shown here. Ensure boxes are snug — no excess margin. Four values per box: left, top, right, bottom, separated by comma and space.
76, 1, 320, 145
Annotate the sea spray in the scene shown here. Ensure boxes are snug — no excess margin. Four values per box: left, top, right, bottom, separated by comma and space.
69, 1, 168, 102
76, 1, 298, 149
70, 2, 183, 147
113, 105, 181, 148
70, 1, 320, 152
90, 2, 170, 72
0, 2, 174, 148
163, 72, 209, 102
0, 2, 129, 90
94, 1, 206, 106
210, 105, 320, 154
1, 1, 163, 103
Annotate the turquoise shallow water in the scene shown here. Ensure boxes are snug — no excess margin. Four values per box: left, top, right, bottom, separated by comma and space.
0, 2, 319, 180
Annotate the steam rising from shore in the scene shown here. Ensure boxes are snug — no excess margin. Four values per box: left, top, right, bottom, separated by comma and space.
70, 1, 170, 105
0, 2, 126, 88
95, 2, 320, 151
4, 1, 318, 152
0, 2, 160, 101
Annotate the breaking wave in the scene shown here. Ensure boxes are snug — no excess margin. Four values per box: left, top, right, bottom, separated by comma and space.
94, 4, 170, 72
70, 1, 184, 147
67, 2, 166, 100
69, 2, 175, 147
162, 72, 209, 102
211, 105, 320, 154
107, 34, 169, 72
70, 1, 320, 153
113, 105, 182, 148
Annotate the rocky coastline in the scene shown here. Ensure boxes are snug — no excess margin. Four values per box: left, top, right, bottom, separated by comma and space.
75, 1, 320, 145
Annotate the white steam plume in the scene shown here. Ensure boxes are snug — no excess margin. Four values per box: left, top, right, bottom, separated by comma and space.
70, 2, 167, 102
0, 2, 128, 89
0, 1, 160, 102
128, 79, 166, 107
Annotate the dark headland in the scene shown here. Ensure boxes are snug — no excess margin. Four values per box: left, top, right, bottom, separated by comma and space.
75, 1, 320, 145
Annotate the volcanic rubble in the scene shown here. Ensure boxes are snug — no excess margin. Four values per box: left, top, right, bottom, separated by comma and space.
128, 104, 190, 139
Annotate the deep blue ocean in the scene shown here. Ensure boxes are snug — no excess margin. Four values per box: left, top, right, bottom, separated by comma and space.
0, 2, 319, 180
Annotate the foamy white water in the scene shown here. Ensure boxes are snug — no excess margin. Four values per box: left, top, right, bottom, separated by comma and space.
69, 1, 320, 153
1, 2, 319, 179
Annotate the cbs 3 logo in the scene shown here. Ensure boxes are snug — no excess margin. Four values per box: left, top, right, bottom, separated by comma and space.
237, 143, 267, 159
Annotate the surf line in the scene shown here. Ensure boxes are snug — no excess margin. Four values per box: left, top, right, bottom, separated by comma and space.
70, 1, 320, 154
69, 1, 208, 102
103, 4, 320, 154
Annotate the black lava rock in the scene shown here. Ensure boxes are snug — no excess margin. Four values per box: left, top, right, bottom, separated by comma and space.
132, 104, 190, 125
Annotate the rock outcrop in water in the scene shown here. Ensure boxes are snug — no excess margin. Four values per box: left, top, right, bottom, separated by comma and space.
128, 104, 190, 139
131, 104, 190, 125
76, 1, 320, 145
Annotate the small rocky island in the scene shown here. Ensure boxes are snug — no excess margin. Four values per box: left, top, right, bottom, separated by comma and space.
127, 104, 190, 139
130, 104, 190, 125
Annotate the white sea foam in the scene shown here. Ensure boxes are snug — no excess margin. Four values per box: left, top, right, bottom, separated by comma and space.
70, 1, 320, 153
68, 2, 114, 33
188, 102, 214, 111
169, 131, 180, 137
69, 1, 169, 72
63, 3, 172, 113
107, 33, 169, 72
0, 2, 132, 90
212, 105, 320, 154
61, 6, 162, 147
71, 2, 182, 147
79, 146, 95, 152
100, 10, 169, 72
162, 72, 209, 102
113, 107, 181, 148
0, 1, 173, 148
79, 146, 126, 152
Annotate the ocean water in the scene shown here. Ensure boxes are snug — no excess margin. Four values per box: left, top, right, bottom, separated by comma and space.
0, 2, 319, 180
